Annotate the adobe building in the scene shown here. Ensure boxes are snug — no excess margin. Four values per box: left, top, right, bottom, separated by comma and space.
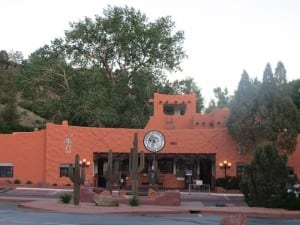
0, 93, 299, 190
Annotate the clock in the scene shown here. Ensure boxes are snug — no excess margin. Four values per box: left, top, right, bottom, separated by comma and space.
143, 130, 165, 153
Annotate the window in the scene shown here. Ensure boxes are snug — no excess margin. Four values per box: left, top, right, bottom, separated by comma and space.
288, 166, 295, 178
0, 163, 13, 177
236, 163, 246, 177
158, 158, 173, 173
60, 164, 72, 177
163, 104, 186, 115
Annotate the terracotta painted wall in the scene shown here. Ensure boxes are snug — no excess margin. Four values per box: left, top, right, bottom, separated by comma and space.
146, 93, 196, 130
42, 119, 252, 185
42, 121, 299, 186
288, 135, 300, 176
44, 121, 144, 185
0, 130, 45, 184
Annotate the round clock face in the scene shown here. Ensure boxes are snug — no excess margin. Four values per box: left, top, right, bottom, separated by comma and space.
143, 130, 165, 153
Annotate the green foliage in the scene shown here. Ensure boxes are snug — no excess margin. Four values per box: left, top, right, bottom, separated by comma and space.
128, 195, 139, 207
240, 142, 289, 207
258, 62, 299, 154
12, 6, 189, 129
215, 176, 241, 190
213, 87, 231, 108
13, 179, 21, 184
205, 87, 231, 113
65, 6, 186, 78
0, 50, 9, 63
263, 191, 300, 210
228, 63, 300, 154
59, 193, 72, 204
227, 70, 260, 153
289, 79, 300, 111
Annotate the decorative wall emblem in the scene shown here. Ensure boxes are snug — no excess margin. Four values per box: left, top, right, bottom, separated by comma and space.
65, 135, 72, 153
143, 130, 165, 153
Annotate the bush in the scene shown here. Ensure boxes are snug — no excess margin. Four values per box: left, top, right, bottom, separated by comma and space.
26, 180, 32, 184
59, 193, 72, 204
266, 194, 300, 210
128, 195, 139, 206
240, 143, 290, 208
13, 179, 21, 184
216, 176, 241, 190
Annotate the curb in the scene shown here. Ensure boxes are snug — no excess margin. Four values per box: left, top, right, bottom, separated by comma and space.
16, 199, 300, 218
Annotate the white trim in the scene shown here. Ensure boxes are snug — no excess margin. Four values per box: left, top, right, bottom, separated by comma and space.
0, 163, 13, 166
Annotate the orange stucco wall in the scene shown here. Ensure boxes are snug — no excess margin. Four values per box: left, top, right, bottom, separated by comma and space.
0, 93, 299, 187
0, 130, 45, 184
288, 135, 300, 176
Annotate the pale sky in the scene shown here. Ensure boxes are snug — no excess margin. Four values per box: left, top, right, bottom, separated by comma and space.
1, 0, 300, 105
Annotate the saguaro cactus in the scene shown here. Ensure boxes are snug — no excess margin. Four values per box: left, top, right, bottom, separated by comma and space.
69, 154, 85, 205
129, 133, 145, 197
103, 149, 120, 192
149, 159, 160, 191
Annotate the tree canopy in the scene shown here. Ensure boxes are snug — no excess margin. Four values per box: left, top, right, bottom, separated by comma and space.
64, 6, 186, 86
227, 62, 300, 154
205, 87, 231, 113
15, 6, 190, 128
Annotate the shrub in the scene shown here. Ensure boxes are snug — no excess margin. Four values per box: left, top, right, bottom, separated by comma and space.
128, 195, 139, 206
216, 176, 241, 190
240, 142, 289, 207
26, 180, 32, 184
13, 179, 21, 184
59, 193, 72, 204
265, 194, 300, 210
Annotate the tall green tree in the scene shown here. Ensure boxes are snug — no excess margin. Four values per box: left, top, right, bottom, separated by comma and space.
228, 63, 299, 154
18, 6, 186, 128
258, 62, 299, 154
227, 70, 259, 153
65, 5, 186, 86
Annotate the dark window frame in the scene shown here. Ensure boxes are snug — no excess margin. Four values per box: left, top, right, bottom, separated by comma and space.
0, 166, 13, 178
59, 164, 73, 177
236, 162, 246, 177
158, 157, 173, 173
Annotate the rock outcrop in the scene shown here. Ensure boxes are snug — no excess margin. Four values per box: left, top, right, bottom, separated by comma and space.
220, 213, 247, 225
94, 193, 119, 207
